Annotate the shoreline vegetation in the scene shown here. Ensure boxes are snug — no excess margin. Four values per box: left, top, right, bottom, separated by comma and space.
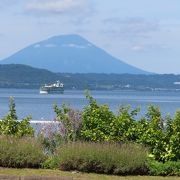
0, 92, 180, 177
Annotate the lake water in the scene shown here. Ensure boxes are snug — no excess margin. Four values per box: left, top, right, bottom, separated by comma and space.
0, 88, 180, 120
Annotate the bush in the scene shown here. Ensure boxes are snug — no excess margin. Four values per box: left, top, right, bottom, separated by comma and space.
80, 93, 180, 162
53, 104, 82, 142
137, 106, 180, 162
38, 104, 82, 155
38, 132, 65, 155
81, 92, 116, 141
0, 136, 46, 168
148, 160, 180, 176
0, 97, 34, 137
110, 105, 140, 141
55, 142, 148, 175
42, 156, 60, 169
166, 110, 180, 161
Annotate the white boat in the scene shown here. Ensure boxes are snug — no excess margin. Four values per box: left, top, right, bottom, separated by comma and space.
40, 81, 64, 94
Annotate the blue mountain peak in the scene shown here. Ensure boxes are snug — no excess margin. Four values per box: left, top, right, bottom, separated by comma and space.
0, 34, 148, 74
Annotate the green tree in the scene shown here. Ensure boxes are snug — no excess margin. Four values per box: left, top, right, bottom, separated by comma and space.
8, 96, 18, 120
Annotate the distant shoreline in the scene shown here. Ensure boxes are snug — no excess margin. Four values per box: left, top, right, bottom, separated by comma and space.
0, 87, 180, 92
0, 64, 180, 91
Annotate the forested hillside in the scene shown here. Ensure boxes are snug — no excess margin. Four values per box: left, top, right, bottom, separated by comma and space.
0, 64, 180, 90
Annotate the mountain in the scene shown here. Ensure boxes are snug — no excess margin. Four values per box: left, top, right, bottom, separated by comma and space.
0, 64, 58, 88
0, 34, 148, 74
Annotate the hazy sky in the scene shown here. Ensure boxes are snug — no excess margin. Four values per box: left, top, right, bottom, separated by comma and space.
0, 0, 180, 74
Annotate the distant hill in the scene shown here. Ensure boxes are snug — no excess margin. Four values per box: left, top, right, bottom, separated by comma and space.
0, 64, 180, 90
0, 64, 58, 88
0, 34, 148, 74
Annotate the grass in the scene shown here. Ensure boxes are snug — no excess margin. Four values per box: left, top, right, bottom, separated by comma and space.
0, 136, 46, 168
54, 142, 148, 175
0, 168, 179, 180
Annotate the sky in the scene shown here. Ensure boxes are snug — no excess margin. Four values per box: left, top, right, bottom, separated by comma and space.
0, 0, 180, 74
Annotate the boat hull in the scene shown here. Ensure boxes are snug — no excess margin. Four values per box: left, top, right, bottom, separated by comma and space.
40, 87, 64, 94
39, 90, 48, 94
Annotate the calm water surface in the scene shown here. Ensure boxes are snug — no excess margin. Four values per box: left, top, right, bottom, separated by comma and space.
0, 88, 180, 120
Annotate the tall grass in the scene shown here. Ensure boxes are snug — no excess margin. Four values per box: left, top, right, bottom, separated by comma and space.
0, 136, 46, 168
55, 142, 148, 175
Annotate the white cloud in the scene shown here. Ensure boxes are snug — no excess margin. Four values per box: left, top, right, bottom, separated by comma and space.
26, 0, 90, 14
103, 17, 159, 39
131, 45, 145, 51
131, 46, 144, 51
0, 0, 19, 7
131, 44, 169, 52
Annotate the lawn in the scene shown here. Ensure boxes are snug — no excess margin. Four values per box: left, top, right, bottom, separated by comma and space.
0, 168, 179, 180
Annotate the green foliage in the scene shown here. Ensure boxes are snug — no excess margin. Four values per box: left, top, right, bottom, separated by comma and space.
136, 105, 166, 162
110, 105, 140, 141
80, 93, 180, 162
81, 91, 115, 141
165, 111, 180, 161
0, 93, 180, 176
38, 133, 64, 155
56, 142, 148, 175
53, 104, 72, 142
8, 96, 18, 120
81, 92, 141, 142
38, 104, 82, 155
148, 160, 180, 176
0, 97, 34, 137
53, 104, 82, 142
136, 106, 180, 162
42, 156, 60, 169
0, 136, 46, 168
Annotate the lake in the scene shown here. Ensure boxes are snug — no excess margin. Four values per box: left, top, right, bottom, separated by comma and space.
0, 88, 180, 120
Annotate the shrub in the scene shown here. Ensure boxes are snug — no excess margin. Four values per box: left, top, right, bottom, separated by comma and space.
0, 136, 46, 168
56, 142, 148, 175
148, 160, 180, 176
165, 110, 180, 161
42, 156, 60, 169
137, 106, 180, 162
110, 105, 140, 141
0, 97, 34, 137
81, 92, 116, 141
53, 104, 82, 142
37, 104, 82, 155
136, 105, 167, 162
81, 92, 143, 142
38, 132, 64, 155
81, 92, 180, 162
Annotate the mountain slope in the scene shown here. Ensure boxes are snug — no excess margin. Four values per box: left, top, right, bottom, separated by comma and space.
0, 34, 148, 74
0, 64, 58, 85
